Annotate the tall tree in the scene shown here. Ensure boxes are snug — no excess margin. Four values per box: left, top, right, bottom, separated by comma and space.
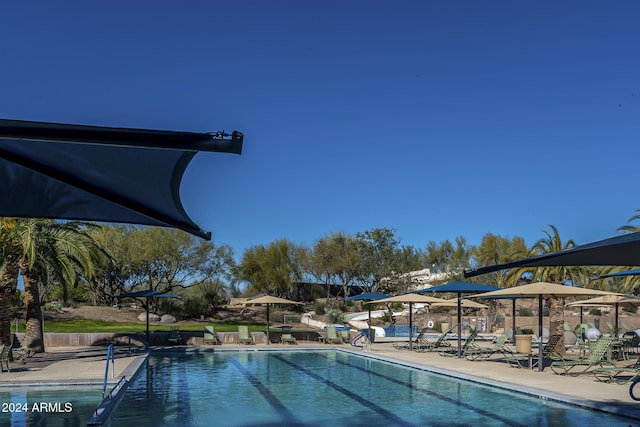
237, 239, 303, 297
354, 228, 403, 294
0, 218, 20, 347
505, 225, 590, 354
471, 233, 528, 287
16, 219, 107, 352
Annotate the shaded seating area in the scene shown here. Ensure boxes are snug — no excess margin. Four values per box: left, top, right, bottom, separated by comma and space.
203, 325, 221, 345
167, 326, 182, 345
238, 325, 255, 345
505, 334, 562, 369
550, 336, 615, 376
464, 332, 513, 361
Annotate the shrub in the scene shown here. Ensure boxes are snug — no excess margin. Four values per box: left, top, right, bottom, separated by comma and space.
518, 307, 534, 317
327, 308, 344, 324
589, 308, 602, 316
314, 302, 326, 315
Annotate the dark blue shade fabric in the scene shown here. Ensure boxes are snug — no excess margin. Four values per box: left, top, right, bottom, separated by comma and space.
0, 119, 243, 239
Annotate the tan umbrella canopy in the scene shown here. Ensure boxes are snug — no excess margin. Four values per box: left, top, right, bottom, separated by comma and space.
473, 282, 619, 371
245, 295, 303, 345
367, 294, 447, 350
431, 299, 488, 309
566, 294, 640, 337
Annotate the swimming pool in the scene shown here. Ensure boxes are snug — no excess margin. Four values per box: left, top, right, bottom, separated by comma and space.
101, 349, 635, 426
0, 386, 102, 427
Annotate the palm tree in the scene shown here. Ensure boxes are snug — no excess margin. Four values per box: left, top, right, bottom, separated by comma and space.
0, 218, 20, 347
597, 209, 640, 294
16, 219, 109, 352
505, 225, 591, 354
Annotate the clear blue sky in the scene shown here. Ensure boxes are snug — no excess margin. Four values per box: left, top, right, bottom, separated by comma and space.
2, 2, 639, 261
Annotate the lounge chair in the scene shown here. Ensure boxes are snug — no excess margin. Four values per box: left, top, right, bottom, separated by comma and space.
0, 345, 10, 373
439, 329, 479, 357
167, 326, 182, 345
550, 336, 615, 376
325, 325, 343, 344
238, 325, 255, 345
11, 347, 34, 364
393, 327, 429, 350
505, 334, 562, 369
593, 357, 640, 384
280, 333, 297, 344
464, 333, 514, 361
203, 325, 221, 345
415, 325, 455, 353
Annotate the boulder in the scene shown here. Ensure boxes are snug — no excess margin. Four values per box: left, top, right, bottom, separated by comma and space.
138, 312, 160, 322
161, 314, 177, 324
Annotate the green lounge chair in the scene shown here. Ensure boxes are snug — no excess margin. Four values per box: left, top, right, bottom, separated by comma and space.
464, 332, 513, 361
393, 327, 429, 350
415, 324, 455, 353
280, 333, 297, 344
203, 325, 221, 345
0, 345, 10, 373
505, 334, 562, 369
238, 325, 255, 345
550, 336, 615, 376
167, 326, 181, 345
593, 356, 640, 384
325, 325, 343, 344
439, 329, 479, 357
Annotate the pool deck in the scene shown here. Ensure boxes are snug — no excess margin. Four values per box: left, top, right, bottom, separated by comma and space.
2, 339, 640, 421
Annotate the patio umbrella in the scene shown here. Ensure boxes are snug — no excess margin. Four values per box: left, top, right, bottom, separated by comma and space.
116, 290, 180, 345
343, 292, 388, 336
367, 294, 447, 350
430, 299, 488, 309
464, 232, 640, 278
566, 294, 640, 337
245, 295, 302, 345
416, 281, 500, 358
473, 282, 618, 371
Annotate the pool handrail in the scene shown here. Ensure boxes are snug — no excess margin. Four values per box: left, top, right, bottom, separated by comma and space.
102, 344, 115, 399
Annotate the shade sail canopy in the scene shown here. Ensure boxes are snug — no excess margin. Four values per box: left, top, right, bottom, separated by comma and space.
415, 281, 501, 294
0, 118, 243, 240
245, 295, 302, 305
600, 269, 640, 279
566, 294, 640, 308
343, 292, 388, 301
431, 299, 488, 309
464, 232, 640, 278
367, 294, 448, 304
472, 282, 617, 299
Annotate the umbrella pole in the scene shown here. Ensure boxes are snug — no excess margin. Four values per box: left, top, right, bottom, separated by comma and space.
512, 299, 516, 341
538, 296, 543, 372
615, 303, 619, 338
409, 304, 413, 351
146, 297, 150, 346
266, 304, 270, 345
457, 292, 462, 358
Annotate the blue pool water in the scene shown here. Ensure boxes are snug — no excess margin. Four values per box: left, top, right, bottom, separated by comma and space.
100, 349, 636, 426
0, 386, 102, 427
